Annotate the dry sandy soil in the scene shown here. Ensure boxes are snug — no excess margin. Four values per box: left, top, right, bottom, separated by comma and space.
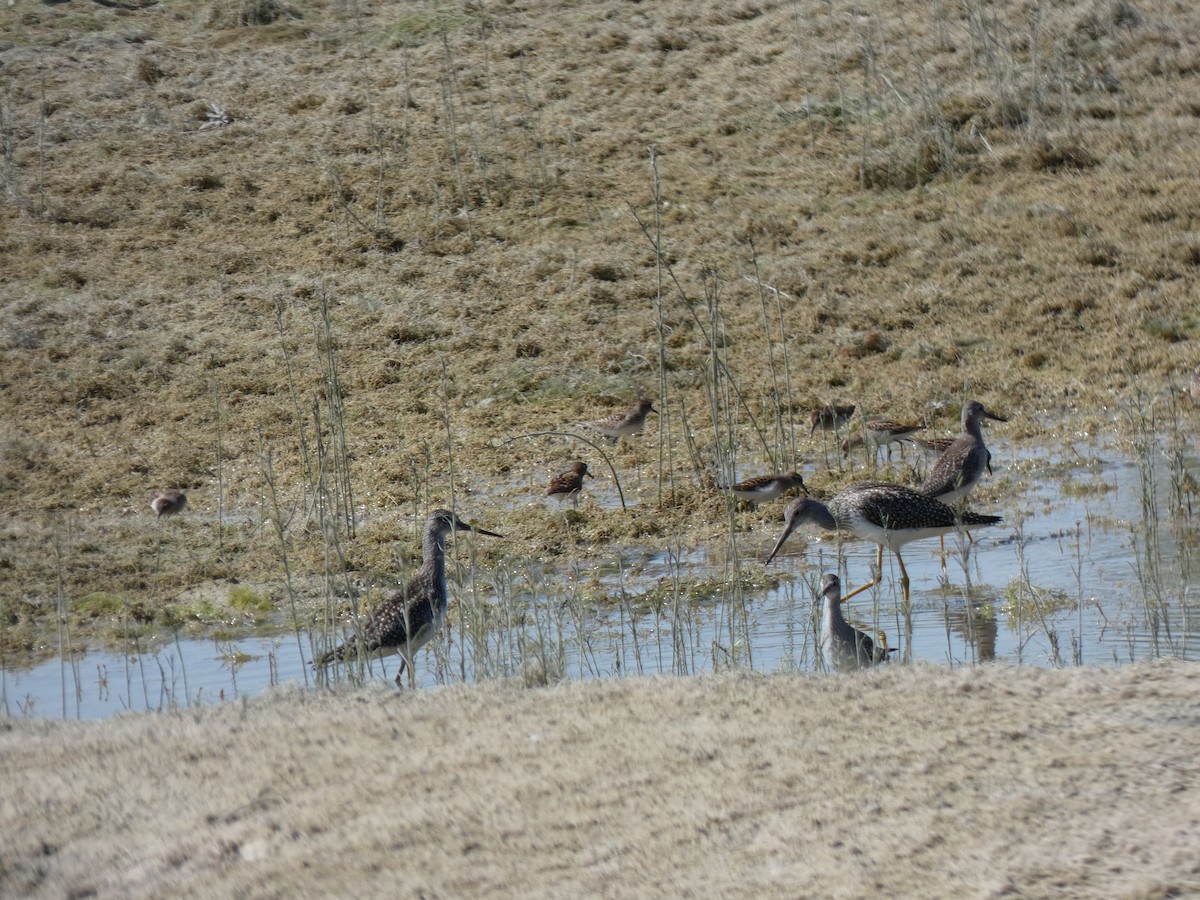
3, 661, 1200, 897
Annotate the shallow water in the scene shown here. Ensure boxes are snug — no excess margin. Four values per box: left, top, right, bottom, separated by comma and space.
5, 430, 1199, 720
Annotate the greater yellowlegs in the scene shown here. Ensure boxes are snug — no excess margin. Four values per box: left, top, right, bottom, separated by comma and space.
921, 400, 1005, 503
808, 403, 856, 436
817, 573, 894, 671
722, 471, 807, 507
317, 509, 501, 686
581, 398, 657, 440
841, 419, 925, 461
764, 481, 1002, 605
547, 460, 593, 507
907, 435, 993, 479
148, 489, 188, 519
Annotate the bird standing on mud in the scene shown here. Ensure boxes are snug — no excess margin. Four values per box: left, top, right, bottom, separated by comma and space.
547, 460, 593, 507
580, 398, 657, 441
317, 508, 501, 686
722, 472, 808, 507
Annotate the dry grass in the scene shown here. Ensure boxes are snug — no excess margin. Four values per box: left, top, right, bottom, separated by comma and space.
3, 661, 1199, 897
0, 0, 1198, 652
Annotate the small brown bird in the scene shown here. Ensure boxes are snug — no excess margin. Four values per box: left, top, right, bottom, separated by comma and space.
547, 460, 593, 507
148, 489, 188, 519
808, 404, 856, 435
317, 509, 501, 686
841, 419, 925, 461
581, 398, 657, 440
723, 472, 807, 507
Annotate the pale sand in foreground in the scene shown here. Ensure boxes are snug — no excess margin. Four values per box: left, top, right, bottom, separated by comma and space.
2, 662, 1198, 898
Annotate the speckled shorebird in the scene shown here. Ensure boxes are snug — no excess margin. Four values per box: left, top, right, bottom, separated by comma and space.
921, 400, 1006, 504
317, 508, 501, 686
547, 460, 593, 507
581, 398, 657, 440
808, 403, 856, 436
148, 489, 188, 519
723, 472, 808, 507
841, 419, 925, 461
764, 481, 1002, 606
816, 573, 894, 671
908, 435, 993, 476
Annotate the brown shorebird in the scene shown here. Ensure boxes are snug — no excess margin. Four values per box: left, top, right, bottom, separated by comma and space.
841, 419, 925, 461
807, 403, 856, 436
317, 508, 501, 686
921, 400, 1006, 504
547, 460, 593, 507
580, 398, 657, 440
908, 435, 993, 476
764, 481, 1002, 606
816, 573, 894, 671
722, 472, 807, 507
148, 489, 188, 519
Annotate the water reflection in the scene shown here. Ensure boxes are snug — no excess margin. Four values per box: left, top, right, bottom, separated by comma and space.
4, 432, 1198, 720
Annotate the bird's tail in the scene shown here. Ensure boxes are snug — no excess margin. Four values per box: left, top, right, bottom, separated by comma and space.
961, 511, 1002, 527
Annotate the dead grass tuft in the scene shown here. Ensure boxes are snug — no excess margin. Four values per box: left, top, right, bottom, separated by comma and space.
1027, 138, 1099, 172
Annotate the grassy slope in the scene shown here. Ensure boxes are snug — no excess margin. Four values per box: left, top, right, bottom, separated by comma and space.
0, 0, 1197, 650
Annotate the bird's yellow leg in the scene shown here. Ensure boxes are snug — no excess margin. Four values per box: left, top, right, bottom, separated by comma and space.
841, 545, 885, 602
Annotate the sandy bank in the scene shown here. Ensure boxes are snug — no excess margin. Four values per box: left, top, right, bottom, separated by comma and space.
2, 661, 1198, 898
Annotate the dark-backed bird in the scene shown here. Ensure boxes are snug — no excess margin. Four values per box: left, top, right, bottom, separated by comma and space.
317, 509, 501, 686
722, 472, 807, 507
547, 460, 593, 507
764, 481, 1002, 605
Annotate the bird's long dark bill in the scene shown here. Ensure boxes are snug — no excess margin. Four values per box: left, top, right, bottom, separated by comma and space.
984, 410, 1008, 422
764, 521, 799, 564
469, 525, 503, 538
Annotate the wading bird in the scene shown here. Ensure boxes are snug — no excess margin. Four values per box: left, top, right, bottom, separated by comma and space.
722, 472, 807, 507
765, 481, 1002, 606
580, 399, 657, 441
816, 572, 894, 671
547, 460, 593, 507
317, 509, 501, 686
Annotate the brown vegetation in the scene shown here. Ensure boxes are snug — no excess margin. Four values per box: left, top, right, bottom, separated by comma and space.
0, 0, 1197, 655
